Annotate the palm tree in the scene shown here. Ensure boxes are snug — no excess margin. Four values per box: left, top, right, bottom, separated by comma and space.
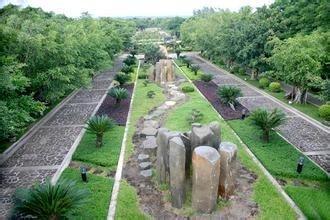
86, 115, 115, 147
250, 108, 286, 142
108, 87, 129, 105
217, 86, 242, 106
12, 179, 88, 219
191, 64, 200, 75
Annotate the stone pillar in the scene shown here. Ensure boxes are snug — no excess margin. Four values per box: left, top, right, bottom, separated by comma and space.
209, 121, 221, 150
180, 132, 191, 178
218, 142, 237, 199
192, 146, 220, 213
190, 124, 214, 151
156, 128, 180, 184
169, 137, 186, 208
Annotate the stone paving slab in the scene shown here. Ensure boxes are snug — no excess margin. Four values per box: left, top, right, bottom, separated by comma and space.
237, 96, 295, 116
93, 72, 114, 81
91, 80, 112, 90
236, 85, 262, 97
44, 103, 97, 126
2, 127, 82, 167
278, 117, 330, 152
212, 75, 242, 86
69, 89, 106, 104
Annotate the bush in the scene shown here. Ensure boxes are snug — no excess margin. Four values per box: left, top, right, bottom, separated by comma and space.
319, 104, 330, 121
181, 85, 195, 93
142, 79, 150, 87
114, 73, 131, 86
190, 64, 200, 75
123, 55, 136, 66
147, 90, 156, 98
201, 73, 214, 82
186, 109, 203, 124
269, 82, 282, 92
108, 87, 129, 105
86, 115, 115, 147
138, 73, 149, 79
217, 86, 242, 106
259, 77, 270, 89
121, 64, 134, 74
231, 65, 240, 74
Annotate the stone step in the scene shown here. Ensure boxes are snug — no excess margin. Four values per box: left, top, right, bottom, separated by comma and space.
139, 162, 152, 170
141, 136, 157, 150
138, 153, 150, 162
140, 169, 152, 177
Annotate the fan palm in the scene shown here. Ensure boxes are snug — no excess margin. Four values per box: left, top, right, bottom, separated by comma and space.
86, 115, 115, 147
250, 108, 286, 142
108, 87, 129, 105
217, 86, 242, 106
12, 179, 88, 219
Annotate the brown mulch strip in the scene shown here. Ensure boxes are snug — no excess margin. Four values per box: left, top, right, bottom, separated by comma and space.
96, 84, 134, 125
193, 80, 249, 120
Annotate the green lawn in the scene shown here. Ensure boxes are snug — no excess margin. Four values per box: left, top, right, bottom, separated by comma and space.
178, 65, 202, 81
60, 168, 114, 220
73, 125, 125, 170
286, 184, 330, 220
165, 72, 297, 219
228, 119, 328, 181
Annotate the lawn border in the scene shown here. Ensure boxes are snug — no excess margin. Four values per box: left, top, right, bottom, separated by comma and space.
173, 60, 306, 220
107, 60, 140, 220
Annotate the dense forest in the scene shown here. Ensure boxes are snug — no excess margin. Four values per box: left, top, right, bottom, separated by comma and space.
180, 0, 329, 104
0, 5, 135, 142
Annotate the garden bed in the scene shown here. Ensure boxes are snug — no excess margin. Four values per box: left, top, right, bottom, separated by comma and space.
194, 80, 249, 120
97, 84, 134, 125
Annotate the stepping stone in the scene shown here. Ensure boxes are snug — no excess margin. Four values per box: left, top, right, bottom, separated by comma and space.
141, 136, 157, 150
165, 101, 176, 107
138, 154, 150, 162
141, 127, 158, 136
158, 104, 170, 110
144, 115, 154, 120
140, 169, 152, 178
139, 162, 152, 170
143, 120, 159, 129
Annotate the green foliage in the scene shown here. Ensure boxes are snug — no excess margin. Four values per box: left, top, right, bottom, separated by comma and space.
108, 87, 129, 105
217, 86, 242, 106
123, 55, 137, 66
114, 73, 131, 86
86, 115, 115, 148
147, 90, 156, 98
259, 77, 270, 89
190, 64, 200, 75
319, 104, 330, 121
200, 73, 214, 82
12, 179, 88, 219
142, 79, 150, 87
121, 64, 134, 74
269, 82, 282, 92
143, 44, 165, 64
138, 73, 149, 79
249, 108, 286, 142
181, 85, 195, 93
182, 57, 192, 68
186, 109, 204, 124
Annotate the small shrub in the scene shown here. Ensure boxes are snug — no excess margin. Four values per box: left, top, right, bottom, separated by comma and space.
217, 86, 242, 106
138, 73, 149, 79
186, 109, 203, 124
269, 82, 282, 92
231, 65, 240, 74
201, 73, 214, 82
147, 90, 156, 98
114, 73, 131, 86
259, 78, 270, 89
190, 64, 200, 75
319, 104, 330, 121
181, 85, 194, 93
108, 87, 128, 105
86, 115, 115, 147
121, 64, 134, 74
143, 79, 150, 87
238, 68, 245, 75
123, 55, 136, 66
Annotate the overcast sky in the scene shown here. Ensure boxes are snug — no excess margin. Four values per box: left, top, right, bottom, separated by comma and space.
1, 0, 274, 17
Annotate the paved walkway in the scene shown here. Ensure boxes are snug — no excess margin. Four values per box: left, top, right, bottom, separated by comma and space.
0, 56, 124, 217
186, 53, 330, 173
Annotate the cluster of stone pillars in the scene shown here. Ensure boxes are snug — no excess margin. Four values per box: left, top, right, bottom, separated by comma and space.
156, 122, 238, 213
150, 59, 175, 84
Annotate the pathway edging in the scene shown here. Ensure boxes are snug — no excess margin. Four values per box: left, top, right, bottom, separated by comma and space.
107, 60, 140, 220
173, 60, 307, 220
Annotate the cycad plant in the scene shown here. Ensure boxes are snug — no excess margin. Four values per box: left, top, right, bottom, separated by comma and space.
12, 179, 88, 219
250, 108, 286, 142
217, 86, 242, 106
108, 87, 128, 105
86, 115, 115, 147
190, 64, 200, 75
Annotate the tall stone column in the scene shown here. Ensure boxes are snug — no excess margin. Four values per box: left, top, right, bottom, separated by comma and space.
218, 142, 237, 199
192, 146, 220, 213
209, 121, 221, 149
190, 124, 214, 151
169, 137, 186, 208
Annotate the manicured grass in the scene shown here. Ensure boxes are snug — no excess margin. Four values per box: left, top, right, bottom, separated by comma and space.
60, 168, 114, 219
73, 125, 125, 170
179, 65, 202, 81
165, 73, 296, 219
115, 180, 149, 220
285, 184, 330, 220
228, 119, 328, 181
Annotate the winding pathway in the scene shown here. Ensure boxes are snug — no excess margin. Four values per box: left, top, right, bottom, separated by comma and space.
185, 53, 330, 173
0, 56, 124, 218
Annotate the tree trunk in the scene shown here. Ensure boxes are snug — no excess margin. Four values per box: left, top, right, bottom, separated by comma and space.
285, 86, 307, 104
263, 130, 270, 143
116, 98, 120, 105
250, 69, 258, 80
96, 134, 103, 148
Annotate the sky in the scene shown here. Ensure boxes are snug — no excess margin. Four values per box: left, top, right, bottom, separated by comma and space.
1, 0, 274, 17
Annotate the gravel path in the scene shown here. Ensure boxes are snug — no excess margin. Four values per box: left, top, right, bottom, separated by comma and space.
187, 53, 330, 173
0, 56, 124, 218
